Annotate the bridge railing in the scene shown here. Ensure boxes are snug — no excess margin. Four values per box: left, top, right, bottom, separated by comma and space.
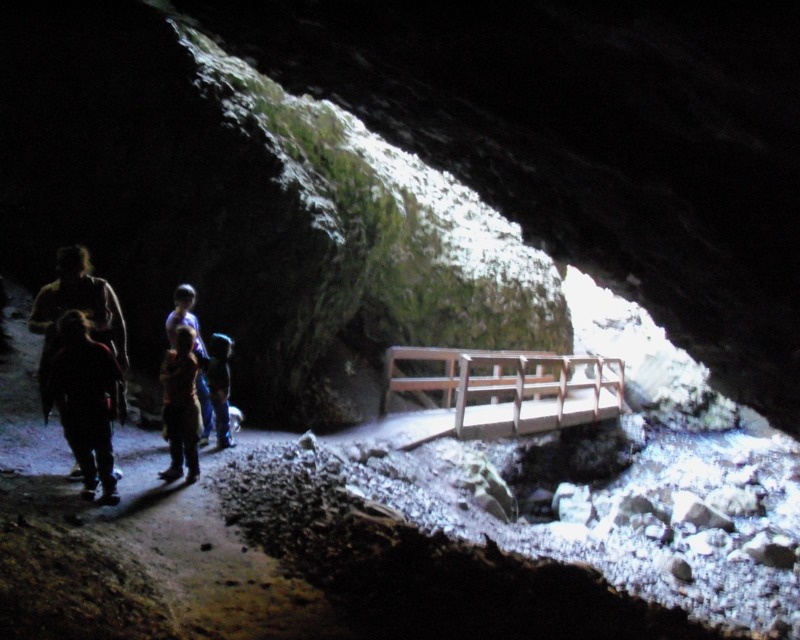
380, 346, 556, 414
454, 354, 625, 437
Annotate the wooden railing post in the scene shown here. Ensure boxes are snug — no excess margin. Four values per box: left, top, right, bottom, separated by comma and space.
444, 357, 457, 409
490, 364, 502, 404
557, 357, 569, 426
379, 347, 394, 415
513, 356, 527, 435
594, 357, 604, 420
454, 355, 472, 438
534, 363, 544, 401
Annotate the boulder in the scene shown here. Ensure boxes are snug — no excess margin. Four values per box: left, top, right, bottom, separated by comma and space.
705, 486, 759, 517
742, 532, 797, 569
670, 490, 734, 532
684, 529, 732, 556
661, 555, 693, 583
609, 489, 658, 526
553, 483, 595, 525
474, 487, 510, 524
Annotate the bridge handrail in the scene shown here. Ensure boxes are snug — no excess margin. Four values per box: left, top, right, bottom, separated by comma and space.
381, 346, 556, 413
454, 354, 625, 436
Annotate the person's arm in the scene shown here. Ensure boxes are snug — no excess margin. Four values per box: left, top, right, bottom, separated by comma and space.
27, 288, 56, 335
105, 283, 129, 370
48, 355, 66, 415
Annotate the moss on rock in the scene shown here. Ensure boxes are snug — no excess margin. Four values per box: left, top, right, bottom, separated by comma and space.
176, 25, 572, 424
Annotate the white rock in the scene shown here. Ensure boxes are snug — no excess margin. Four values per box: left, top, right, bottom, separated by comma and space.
685, 529, 731, 556
474, 486, 510, 523
545, 521, 589, 543
590, 514, 616, 540
727, 465, 759, 486
705, 486, 759, 517
551, 482, 582, 512
559, 497, 596, 526
670, 490, 735, 532
726, 549, 753, 564
742, 532, 798, 569
610, 490, 657, 526
298, 430, 318, 451
553, 483, 595, 525
644, 522, 672, 544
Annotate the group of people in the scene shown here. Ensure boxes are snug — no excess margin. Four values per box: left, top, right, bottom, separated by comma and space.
27, 245, 236, 505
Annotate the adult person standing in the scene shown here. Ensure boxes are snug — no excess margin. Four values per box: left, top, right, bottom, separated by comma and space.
48, 309, 124, 505
165, 284, 214, 446
28, 245, 129, 477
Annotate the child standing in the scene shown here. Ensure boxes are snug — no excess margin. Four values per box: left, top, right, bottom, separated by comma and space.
159, 325, 201, 483
48, 309, 124, 505
207, 333, 236, 449
165, 284, 214, 447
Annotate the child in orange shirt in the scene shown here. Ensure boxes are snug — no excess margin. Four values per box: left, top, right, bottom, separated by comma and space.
159, 325, 201, 483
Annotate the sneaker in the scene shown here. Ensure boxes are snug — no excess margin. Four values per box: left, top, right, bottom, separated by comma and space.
67, 463, 83, 482
198, 437, 209, 448
97, 490, 120, 507
218, 439, 237, 450
185, 472, 200, 485
158, 467, 184, 481
80, 486, 96, 501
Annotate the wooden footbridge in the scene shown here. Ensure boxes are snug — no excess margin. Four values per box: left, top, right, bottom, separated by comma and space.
367, 347, 625, 450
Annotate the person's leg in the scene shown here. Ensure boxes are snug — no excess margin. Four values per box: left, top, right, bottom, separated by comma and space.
92, 420, 119, 505
159, 406, 185, 480
63, 423, 98, 499
163, 435, 185, 477
184, 434, 200, 483
196, 373, 214, 442
213, 399, 234, 448
93, 420, 116, 493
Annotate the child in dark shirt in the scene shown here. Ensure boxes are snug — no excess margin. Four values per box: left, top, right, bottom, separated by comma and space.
207, 333, 236, 449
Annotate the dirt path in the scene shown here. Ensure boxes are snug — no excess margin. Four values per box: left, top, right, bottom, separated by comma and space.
0, 276, 354, 640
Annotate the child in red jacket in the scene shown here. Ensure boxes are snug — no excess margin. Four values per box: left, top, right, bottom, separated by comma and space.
48, 309, 124, 505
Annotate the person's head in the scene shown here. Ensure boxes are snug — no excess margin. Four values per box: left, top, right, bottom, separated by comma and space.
209, 333, 234, 361
57, 309, 91, 344
56, 245, 92, 282
173, 283, 197, 311
174, 325, 196, 355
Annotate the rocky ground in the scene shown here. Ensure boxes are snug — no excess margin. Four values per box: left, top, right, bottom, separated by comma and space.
2, 273, 800, 639
210, 414, 800, 640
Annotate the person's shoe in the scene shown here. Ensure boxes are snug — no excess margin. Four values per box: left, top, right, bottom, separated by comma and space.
217, 439, 237, 450
80, 486, 96, 501
185, 472, 200, 485
112, 467, 124, 480
198, 437, 209, 448
97, 489, 120, 507
67, 463, 83, 482
158, 467, 184, 481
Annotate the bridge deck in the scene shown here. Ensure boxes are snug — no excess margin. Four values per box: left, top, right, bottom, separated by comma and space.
347, 387, 620, 450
